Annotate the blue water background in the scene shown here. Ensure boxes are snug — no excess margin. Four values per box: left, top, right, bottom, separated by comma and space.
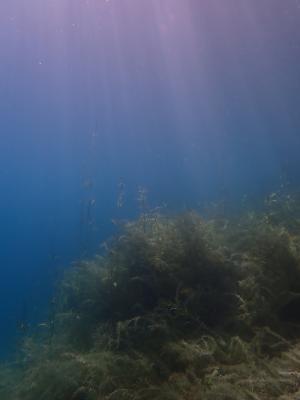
1, 0, 300, 358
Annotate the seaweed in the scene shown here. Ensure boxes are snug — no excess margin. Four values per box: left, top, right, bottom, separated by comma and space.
2, 193, 300, 400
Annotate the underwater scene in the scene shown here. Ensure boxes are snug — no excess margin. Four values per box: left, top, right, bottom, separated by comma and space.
1, 0, 300, 399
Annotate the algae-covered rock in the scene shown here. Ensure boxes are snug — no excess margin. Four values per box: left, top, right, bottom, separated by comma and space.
3, 194, 300, 400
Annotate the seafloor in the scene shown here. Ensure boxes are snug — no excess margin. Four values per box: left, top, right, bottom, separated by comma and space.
1, 191, 300, 400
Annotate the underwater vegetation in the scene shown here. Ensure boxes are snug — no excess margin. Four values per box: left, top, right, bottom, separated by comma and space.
2, 191, 300, 400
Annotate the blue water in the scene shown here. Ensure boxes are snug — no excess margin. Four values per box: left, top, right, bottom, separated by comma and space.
1, 0, 300, 358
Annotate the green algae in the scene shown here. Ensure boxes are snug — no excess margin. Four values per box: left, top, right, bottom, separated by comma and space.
2, 191, 300, 400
